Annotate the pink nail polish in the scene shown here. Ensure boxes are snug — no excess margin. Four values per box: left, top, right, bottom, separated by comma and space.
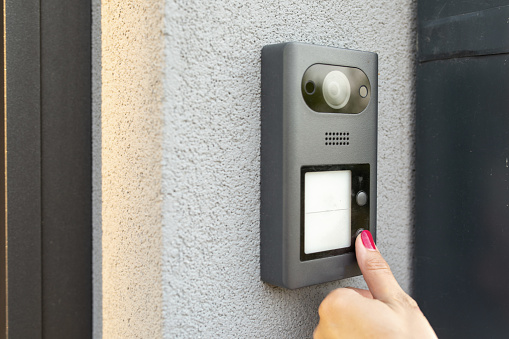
361, 230, 376, 250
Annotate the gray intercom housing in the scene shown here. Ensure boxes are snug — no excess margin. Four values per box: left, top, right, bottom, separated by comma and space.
260, 42, 377, 289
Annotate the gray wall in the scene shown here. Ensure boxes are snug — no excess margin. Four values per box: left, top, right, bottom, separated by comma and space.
94, 1, 165, 338
161, 0, 416, 338
93, 0, 417, 337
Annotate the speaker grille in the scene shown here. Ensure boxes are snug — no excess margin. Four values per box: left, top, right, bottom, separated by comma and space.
325, 132, 350, 146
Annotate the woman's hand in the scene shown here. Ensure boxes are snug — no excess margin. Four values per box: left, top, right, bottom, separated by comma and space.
314, 231, 437, 338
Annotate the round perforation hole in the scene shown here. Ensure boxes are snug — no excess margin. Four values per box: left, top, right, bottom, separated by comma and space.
324, 132, 351, 146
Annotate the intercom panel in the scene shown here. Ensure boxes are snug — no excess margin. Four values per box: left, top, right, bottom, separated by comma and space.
260, 42, 377, 289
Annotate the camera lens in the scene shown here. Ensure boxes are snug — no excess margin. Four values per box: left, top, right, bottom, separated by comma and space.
305, 80, 316, 95
322, 71, 350, 109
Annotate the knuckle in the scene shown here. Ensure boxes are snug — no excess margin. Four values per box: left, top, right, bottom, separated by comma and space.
318, 289, 350, 316
313, 326, 324, 339
405, 295, 420, 310
317, 298, 329, 317
392, 291, 421, 312
317, 301, 332, 319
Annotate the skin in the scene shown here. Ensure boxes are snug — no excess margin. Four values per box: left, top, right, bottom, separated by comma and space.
314, 233, 437, 339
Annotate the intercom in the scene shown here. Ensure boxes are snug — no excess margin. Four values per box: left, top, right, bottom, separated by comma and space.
260, 42, 377, 289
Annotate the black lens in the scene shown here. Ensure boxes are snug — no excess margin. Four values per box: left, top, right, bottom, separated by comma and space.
305, 80, 315, 95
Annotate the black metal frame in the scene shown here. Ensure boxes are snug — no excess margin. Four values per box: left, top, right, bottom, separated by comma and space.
414, 2, 509, 338
2, 0, 92, 337
300, 164, 371, 261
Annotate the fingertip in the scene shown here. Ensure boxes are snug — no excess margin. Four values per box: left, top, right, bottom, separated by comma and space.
355, 230, 379, 267
354, 230, 405, 302
360, 230, 376, 250
354, 229, 365, 255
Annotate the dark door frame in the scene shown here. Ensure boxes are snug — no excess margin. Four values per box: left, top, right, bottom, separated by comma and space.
414, 2, 509, 338
2, 0, 92, 337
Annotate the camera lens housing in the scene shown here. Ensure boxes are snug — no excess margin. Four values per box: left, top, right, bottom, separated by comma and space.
301, 64, 371, 114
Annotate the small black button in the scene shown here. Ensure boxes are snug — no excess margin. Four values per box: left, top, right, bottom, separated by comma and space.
356, 191, 368, 206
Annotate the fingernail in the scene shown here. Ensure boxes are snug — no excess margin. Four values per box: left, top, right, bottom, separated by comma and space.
361, 230, 376, 251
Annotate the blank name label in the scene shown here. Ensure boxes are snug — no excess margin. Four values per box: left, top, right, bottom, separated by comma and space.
304, 170, 351, 254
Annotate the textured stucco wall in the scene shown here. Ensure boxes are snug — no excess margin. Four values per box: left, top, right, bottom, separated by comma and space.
94, 0, 417, 337
162, 0, 416, 338
98, 1, 165, 337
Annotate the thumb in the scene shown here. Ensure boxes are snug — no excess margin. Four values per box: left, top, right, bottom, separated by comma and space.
355, 230, 404, 304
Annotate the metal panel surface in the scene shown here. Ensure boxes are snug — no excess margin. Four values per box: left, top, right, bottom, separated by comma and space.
418, 0, 509, 22
419, 5, 509, 62
415, 2, 509, 337
40, 0, 92, 337
415, 54, 509, 338
1, 0, 92, 337
3, 0, 42, 337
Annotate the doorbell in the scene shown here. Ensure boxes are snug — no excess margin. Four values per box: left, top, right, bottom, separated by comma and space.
260, 42, 377, 289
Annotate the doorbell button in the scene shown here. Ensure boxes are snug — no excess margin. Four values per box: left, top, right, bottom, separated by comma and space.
359, 85, 368, 98
323, 71, 351, 109
356, 191, 368, 206
354, 228, 365, 239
